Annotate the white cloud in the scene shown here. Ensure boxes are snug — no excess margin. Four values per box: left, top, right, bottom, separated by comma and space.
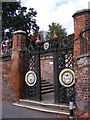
21, 0, 90, 35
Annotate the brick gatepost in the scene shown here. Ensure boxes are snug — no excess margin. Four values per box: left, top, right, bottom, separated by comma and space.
11, 30, 26, 102
73, 9, 90, 119
73, 9, 90, 59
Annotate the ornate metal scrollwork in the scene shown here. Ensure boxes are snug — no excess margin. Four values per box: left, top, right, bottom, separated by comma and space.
1, 36, 12, 55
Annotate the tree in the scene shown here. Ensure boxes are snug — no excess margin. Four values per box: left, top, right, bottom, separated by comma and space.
2, 2, 20, 38
2, 2, 39, 46
30, 33, 38, 47
46, 22, 67, 43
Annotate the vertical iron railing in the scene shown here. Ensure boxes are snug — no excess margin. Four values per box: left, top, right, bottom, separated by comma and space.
35, 48, 41, 101
53, 48, 60, 103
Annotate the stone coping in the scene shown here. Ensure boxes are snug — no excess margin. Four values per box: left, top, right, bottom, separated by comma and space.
41, 56, 53, 60
13, 30, 26, 34
77, 53, 90, 60
72, 9, 90, 18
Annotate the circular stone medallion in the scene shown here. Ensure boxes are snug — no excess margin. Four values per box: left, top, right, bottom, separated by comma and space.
25, 71, 37, 87
44, 42, 49, 50
59, 68, 75, 87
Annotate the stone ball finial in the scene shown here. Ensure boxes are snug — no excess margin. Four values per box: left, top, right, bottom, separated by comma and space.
53, 30, 58, 41
36, 36, 41, 45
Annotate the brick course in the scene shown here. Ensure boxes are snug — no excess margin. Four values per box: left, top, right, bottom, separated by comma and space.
0, 54, 12, 102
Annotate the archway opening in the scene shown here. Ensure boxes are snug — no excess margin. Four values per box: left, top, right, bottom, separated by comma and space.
40, 52, 54, 103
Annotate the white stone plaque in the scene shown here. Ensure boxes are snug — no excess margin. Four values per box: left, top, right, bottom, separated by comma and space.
59, 68, 75, 87
44, 42, 49, 50
25, 71, 37, 86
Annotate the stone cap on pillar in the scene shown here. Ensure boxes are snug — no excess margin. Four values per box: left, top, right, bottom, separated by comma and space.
13, 30, 26, 50
72, 9, 90, 18
13, 30, 26, 35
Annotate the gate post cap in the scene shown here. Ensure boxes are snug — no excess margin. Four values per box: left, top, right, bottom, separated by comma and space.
72, 9, 90, 18
53, 30, 58, 41
36, 36, 41, 45
13, 30, 26, 35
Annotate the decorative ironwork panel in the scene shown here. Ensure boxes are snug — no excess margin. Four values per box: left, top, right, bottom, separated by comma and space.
59, 45, 74, 103
0, 36, 12, 55
23, 50, 41, 101
65, 53, 73, 69
53, 37, 74, 104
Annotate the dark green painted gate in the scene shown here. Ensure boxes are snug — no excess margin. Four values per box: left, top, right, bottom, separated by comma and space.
23, 36, 74, 104
23, 48, 41, 101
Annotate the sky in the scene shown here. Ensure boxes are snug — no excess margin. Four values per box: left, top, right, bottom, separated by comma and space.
21, 0, 90, 35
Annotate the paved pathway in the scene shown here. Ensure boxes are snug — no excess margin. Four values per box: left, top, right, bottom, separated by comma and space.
2, 102, 59, 119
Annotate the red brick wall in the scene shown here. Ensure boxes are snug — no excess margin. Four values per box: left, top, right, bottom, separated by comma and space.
74, 54, 90, 119
41, 57, 53, 83
0, 54, 12, 101
1, 30, 26, 102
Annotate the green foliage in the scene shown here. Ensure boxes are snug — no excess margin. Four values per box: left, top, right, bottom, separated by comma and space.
46, 22, 67, 43
30, 33, 37, 47
68, 33, 74, 40
2, 2, 39, 46
2, 2, 20, 37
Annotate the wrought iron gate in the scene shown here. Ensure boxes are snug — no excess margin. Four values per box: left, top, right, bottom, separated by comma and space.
23, 47, 41, 101
53, 38, 74, 104
23, 36, 74, 104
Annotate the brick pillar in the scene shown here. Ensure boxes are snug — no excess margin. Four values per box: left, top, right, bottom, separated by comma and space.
73, 9, 90, 59
11, 30, 26, 102
73, 10, 90, 119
